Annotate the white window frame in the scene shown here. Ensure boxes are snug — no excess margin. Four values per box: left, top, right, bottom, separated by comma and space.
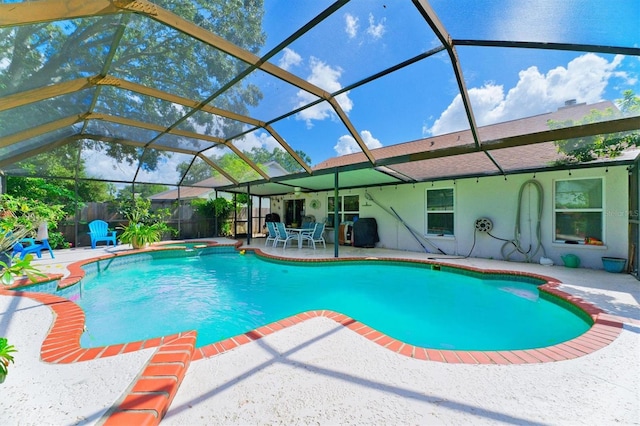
553, 177, 605, 244
327, 194, 360, 225
425, 187, 455, 237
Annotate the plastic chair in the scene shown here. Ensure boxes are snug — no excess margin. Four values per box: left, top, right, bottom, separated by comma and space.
301, 223, 326, 249
273, 222, 297, 249
265, 221, 277, 247
301, 215, 316, 229
88, 220, 117, 249
13, 237, 55, 259
12, 222, 55, 259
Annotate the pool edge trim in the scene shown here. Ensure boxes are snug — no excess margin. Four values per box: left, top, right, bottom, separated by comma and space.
1, 241, 624, 366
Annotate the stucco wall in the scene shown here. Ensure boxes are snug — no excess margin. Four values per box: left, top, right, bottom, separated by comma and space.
273, 165, 629, 270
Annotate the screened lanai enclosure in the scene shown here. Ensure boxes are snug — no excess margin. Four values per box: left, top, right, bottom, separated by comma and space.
1, 0, 639, 246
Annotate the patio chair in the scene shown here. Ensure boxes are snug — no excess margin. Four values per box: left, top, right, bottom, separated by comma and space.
301, 215, 316, 229
265, 221, 277, 247
13, 237, 55, 259
273, 222, 297, 249
301, 222, 326, 249
12, 222, 55, 259
88, 220, 117, 249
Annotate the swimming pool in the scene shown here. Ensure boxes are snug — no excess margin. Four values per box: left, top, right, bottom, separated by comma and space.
66, 249, 591, 351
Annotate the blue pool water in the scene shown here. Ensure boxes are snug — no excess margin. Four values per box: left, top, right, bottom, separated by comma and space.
73, 252, 591, 350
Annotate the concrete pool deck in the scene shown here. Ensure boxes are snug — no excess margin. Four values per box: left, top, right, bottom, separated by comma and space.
0, 238, 638, 425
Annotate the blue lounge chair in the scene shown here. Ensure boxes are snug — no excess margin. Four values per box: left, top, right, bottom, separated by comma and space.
13, 237, 55, 259
88, 220, 117, 249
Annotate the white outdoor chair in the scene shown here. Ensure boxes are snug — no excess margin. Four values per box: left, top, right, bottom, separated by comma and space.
301, 222, 326, 249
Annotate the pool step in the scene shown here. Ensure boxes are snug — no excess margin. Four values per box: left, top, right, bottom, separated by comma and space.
102, 331, 197, 426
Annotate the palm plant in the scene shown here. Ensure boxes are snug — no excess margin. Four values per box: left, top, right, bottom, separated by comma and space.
118, 222, 165, 249
1, 194, 65, 253
1, 194, 60, 284
0, 254, 47, 285
0, 337, 17, 382
0, 220, 31, 254
117, 197, 175, 249
0, 210, 38, 280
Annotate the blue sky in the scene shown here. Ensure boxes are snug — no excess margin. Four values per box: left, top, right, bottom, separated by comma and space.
226, 0, 639, 167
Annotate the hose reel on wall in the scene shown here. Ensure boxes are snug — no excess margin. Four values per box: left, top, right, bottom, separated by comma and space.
473, 179, 547, 263
459, 217, 494, 259
474, 217, 493, 233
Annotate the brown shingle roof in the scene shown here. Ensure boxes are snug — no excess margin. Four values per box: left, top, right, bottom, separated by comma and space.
313, 101, 616, 174
150, 176, 229, 200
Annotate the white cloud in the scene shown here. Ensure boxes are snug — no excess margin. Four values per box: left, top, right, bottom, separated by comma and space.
278, 48, 302, 71
0, 57, 10, 71
137, 154, 184, 184
334, 130, 383, 156
424, 53, 632, 136
81, 149, 139, 181
306, 57, 344, 93
232, 129, 281, 153
366, 13, 385, 39
345, 13, 359, 38
296, 57, 353, 127
82, 147, 185, 185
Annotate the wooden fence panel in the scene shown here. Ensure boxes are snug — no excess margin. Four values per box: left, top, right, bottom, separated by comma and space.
56, 202, 270, 247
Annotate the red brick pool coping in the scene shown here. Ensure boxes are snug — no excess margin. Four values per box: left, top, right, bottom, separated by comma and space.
0, 242, 625, 425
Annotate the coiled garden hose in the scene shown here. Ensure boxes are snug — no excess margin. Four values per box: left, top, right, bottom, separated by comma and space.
496, 179, 547, 263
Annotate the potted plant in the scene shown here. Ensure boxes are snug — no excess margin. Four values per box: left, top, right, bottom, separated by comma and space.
119, 222, 166, 249
0, 337, 17, 383
117, 197, 175, 249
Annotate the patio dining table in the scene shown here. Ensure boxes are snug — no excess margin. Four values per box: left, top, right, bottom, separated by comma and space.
286, 227, 313, 248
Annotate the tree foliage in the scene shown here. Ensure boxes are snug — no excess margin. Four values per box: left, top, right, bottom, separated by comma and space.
0, 193, 65, 234
5, 172, 115, 249
179, 146, 311, 185
248, 147, 311, 172
116, 196, 171, 227
6, 176, 114, 217
551, 90, 640, 163
191, 197, 234, 236
0, 1, 266, 170
116, 184, 170, 200
5, 139, 115, 206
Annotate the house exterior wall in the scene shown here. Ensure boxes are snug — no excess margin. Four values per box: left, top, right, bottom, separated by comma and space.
273, 165, 628, 270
